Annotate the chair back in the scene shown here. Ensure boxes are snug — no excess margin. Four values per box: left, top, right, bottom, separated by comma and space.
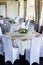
12, 47, 19, 63
40, 37, 43, 57
0, 41, 4, 55
28, 24, 34, 32
30, 37, 42, 65
20, 22, 25, 28
0, 27, 2, 36
2, 36, 13, 63
0, 20, 4, 24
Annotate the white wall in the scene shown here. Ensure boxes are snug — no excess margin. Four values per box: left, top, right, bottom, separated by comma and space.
7, 1, 18, 19
19, 0, 24, 18
0, 5, 6, 17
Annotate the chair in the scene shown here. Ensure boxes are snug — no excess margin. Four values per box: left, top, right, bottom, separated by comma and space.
1, 24, 6, 34
40, 37, 43, 57
30, 37, 42, 65
0, 27, 2, 36
0, 20, 4, 24
0, 27, 3, 50
5, 61, 12, 65
25, 20, 33, 30
25, 20, 30, 26
14, 17, 20, 23
25, 20, 30, 29
2, 36, 13, 63
6, 22, 11, 32
25, 50, 30, 62
20, 22, 25, 29
0, 27, 3, 55
28, 24, 34, 32
25, 40, 31, 62
0, 41, 4, 55
34, 23, 39, 32
2, 36, 19, 63
12, 47, 19, 63
10, 24, 20, 32
0, 16, 3, 19
40, 46, 43, 57
40, 26, 43, 34
32, 62, 39, 65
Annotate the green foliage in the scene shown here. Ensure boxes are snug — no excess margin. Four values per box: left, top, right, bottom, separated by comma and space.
10, 20, 15, 24
18, 28, 28, 34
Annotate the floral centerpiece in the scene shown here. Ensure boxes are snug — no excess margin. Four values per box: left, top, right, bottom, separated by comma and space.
18, 28, 28, 34
9, 20, 15, 24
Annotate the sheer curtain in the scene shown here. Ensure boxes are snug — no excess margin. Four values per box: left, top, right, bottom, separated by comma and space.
0, 5, 6, 17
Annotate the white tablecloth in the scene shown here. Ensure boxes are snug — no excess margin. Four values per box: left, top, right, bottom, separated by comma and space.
9, 31, 42, 55
12, 39, 31, 55
3, 30, 43, 55
2, 30, 43, 65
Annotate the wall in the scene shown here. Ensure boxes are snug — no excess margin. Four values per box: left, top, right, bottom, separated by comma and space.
7, 1, 18, 19
19, 0, 24, 18
0, 5, 6, 17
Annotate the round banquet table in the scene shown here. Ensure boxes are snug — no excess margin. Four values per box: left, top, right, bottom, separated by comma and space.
7, 30, 42, 55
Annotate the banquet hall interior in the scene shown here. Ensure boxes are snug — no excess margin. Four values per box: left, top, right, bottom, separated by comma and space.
0, 0, 43, 65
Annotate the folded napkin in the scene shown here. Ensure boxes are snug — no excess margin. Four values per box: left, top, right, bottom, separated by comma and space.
12, 39, 19, 48
5, 32, 9, 35
35, 33, 41, 37
21, 37, 31, 41
12, 36, 18, 40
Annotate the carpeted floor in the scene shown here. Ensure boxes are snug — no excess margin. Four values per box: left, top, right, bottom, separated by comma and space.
40, 57, 43, 65
14, 56, 43, 65
0, 54, 43, 65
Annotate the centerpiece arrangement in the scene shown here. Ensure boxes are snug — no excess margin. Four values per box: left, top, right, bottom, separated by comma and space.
9, 20, 15, 24
18, 28, 28, 34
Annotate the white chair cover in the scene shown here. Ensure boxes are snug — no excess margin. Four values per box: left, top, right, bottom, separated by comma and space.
28, 24, 34, 32
26, 21, 30, 26
40, 46, 43, 57
0, 27, 3, 55
25, 20, 30, 29
10, 24, 20, 32
12, 47, 19, 63
42, 31, 43, 35
10, 24, 14, 32
25, 40, 31, 62
40, 37, 43, 57
20, 22, 25, 29
0, 20, 4, 24
2, 36, 19, 63
6, 22, 11, 32
0, 43, 3, 55
0, 27, 2, 36
14, 17, 20, 23
13, 24, 20, 31
30, 37, 41, 65
2, 36, 13, 63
